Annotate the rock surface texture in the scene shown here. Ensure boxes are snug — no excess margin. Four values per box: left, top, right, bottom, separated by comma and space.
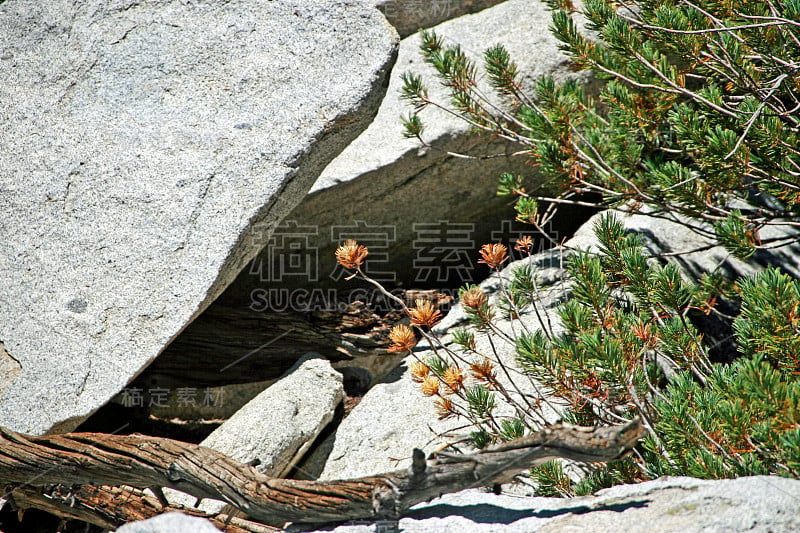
220, 0, 594, 304
0, 0, 397, 434
200, 354, 344, 478
114, 511, 222, 533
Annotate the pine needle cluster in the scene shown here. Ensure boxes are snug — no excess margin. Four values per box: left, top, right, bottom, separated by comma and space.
401, 0, 800, 258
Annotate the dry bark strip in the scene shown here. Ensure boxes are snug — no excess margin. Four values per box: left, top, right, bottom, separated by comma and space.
1, 418, 643, 526
8, 484, 276, 533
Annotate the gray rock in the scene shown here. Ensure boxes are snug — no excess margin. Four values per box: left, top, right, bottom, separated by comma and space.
115, 512, 221, 533
374, 0, 506, 37
537, 475, 800, 533
201, 354, 344, 478
289, 476, 800, 533
291, 420, 340, 481
318, 357, 464, 481
568, 208, 800, 281
220, 0, 594, 305
0, 0, 397, 434
0, 342, 20, 399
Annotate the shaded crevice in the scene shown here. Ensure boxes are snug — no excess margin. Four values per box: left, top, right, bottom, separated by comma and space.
106, 196, 599, 440
287, 401, 346, 481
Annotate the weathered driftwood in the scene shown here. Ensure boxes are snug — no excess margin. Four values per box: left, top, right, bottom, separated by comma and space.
7, 485, 276, 533
1, 418, 643, 526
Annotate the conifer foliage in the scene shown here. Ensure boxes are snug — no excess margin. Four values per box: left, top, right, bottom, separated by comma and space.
395, 0, 800, 493
401, 0, 800, 257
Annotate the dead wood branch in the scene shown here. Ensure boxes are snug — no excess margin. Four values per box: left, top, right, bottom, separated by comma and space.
7, 485, 276, 533
1, 418, 643, 525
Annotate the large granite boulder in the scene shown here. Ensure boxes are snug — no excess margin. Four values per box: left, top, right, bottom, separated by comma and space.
0, 0, 397, 435
219, 0, 595, 307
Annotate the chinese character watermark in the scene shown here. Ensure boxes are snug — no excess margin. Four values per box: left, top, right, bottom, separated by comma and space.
250, 220, 319, 283
412, 221, 475, 283
117, 387, 227, 409
330, 221, 396, 283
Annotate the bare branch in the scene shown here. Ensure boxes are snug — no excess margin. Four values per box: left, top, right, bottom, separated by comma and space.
0, 420, 644, 525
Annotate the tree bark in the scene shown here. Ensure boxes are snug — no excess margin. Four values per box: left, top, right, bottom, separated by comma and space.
7, 485, 276, 533
1, 418, 643, 526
